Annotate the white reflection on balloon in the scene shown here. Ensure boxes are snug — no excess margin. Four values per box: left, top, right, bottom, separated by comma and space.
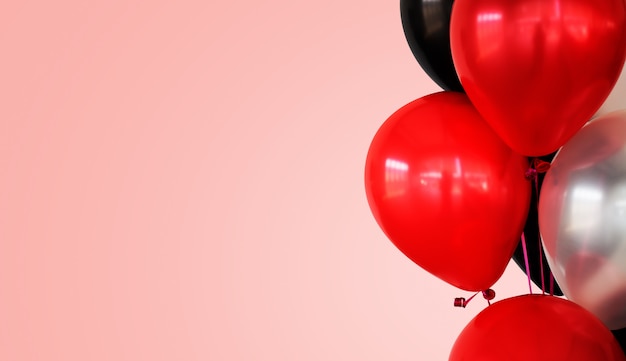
384, 158, 409, 198
475, 11, 503, 59
568, 183, 603, 233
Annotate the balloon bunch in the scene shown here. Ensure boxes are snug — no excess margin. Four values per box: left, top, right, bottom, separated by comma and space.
365, 0, 626, 359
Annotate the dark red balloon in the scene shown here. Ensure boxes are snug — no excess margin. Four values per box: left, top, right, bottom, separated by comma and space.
364, 92, 530, 291
450, 0, 626, 156
449, 295, 626, 361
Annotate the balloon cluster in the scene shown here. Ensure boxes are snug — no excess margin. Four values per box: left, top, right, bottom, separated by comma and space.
365, 0, 626, 359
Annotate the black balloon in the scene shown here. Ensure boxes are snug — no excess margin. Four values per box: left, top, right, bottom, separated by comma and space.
400, 0, 463, 92
612, 328, 626, 355
512, 153, 563, 296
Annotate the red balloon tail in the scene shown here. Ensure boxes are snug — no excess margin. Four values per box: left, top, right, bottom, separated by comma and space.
454, 289, 496, 308
454, 292, 479, 308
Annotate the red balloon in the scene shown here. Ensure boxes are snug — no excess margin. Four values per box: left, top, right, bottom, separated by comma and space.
450, 0, 626, 156
449, 295, 626, 361
364, 92, 530, 291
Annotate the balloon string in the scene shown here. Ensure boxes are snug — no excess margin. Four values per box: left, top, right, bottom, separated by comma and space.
533, 157, 555, 295
521, 233, 533, 294
465, 292, 479, 304
524, 158, 552, 295
534, 174, 546, 295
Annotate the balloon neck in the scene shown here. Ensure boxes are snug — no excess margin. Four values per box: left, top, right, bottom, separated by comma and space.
482, 289, 496, 301
533, 158, 551, 173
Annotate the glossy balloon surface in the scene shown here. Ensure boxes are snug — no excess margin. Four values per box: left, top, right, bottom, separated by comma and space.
401, 0, 463, 92
450, 295, 626, 361
450, 0, 626, 156
365, 92, 530, 291
540, 111, 626, 330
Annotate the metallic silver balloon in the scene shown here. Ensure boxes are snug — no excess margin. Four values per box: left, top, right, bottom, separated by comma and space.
597, 67, 626, 118
539, 110, 626, 330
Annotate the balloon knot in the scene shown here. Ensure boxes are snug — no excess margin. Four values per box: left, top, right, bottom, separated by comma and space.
482, 289, 496, 301
533, 158, 551, 173
524, 168, 538, 180
525, 158, 551, 180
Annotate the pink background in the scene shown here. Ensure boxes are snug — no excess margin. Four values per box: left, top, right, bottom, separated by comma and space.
1, 1, 535, 360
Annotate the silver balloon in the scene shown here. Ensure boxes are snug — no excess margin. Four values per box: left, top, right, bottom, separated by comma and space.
596, 67, 626, 118
539, 110, 626, 330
